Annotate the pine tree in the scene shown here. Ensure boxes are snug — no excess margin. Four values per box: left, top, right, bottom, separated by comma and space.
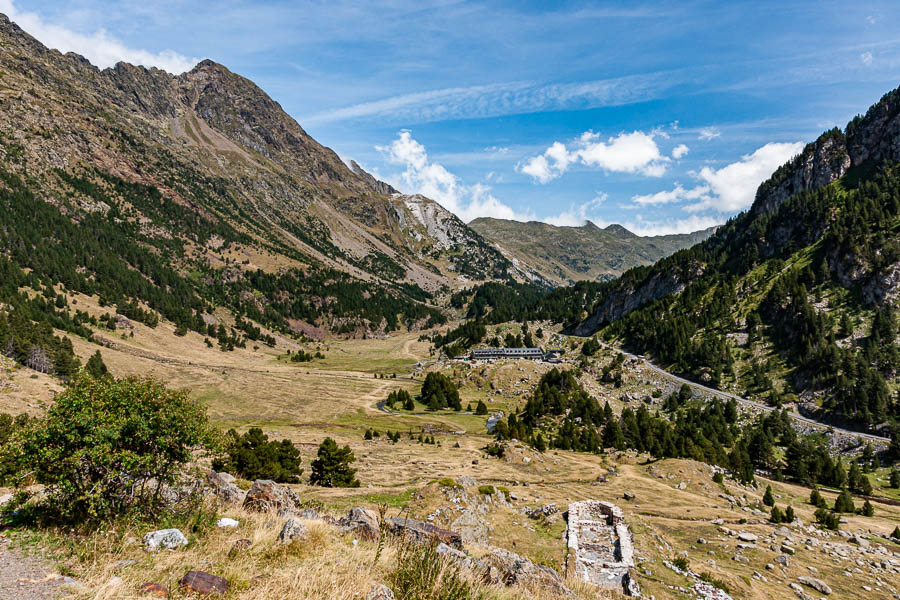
892, 526, 900, 539
763, 484, 775, 507
85, 350, 108, 379
533, 432, 547, 453
364, 429, 373, 440
475, 400, 488, 415
769, 505, 783, 523
404, 393, 415, 411
889, 468, 900, 489
860, 499, 874, 517
810, 488, 828, 509
784, 505, 795, 523
833, 489, 855, 513
309, 437, 359, 488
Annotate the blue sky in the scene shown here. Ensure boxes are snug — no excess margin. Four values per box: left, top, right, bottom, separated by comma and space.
4, 1, 900, 234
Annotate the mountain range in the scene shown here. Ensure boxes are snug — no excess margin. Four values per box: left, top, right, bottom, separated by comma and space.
469, 218, 715, 285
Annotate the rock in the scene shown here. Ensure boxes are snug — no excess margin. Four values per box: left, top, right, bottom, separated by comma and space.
366, 582, 395, 600
340, 507, 381, 541
775, 526, 792, 537
766, 563, 775, 570
623, 491, 635, 501
0, 493, 13, 507
697, 538, 707, 544
216, 518, 239, 528
228, 538, 251, 558
482, 545, 573, 596
143, 529, 188, 551
457, 476, 478, 487
242, 479, 302, 512
781, 544, 796, 555
797, 575, 832, 595
388, 516, 462, 549
278, 517, 308, 544
775, 554, 791, 566
675, 482, 687, 490
105, 576, 124, 588
57, 577, 87, 592
180, 571, 227, 595
851, 534, 870, 548
297, 508, 320, 520
738, 532, 758, 542
733, 555, 750, 564
112, 559, 137, 570
139, 583, 169, 597
453, 441, 461, 448
451, 510, 488, 545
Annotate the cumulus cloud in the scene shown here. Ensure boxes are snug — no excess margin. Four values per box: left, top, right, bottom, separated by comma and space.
631, 183, 709, 206
620, 214, 722, 236
544, 194, 608, 227
671, 143, 689, 159
520, 130, 669, 183
687, 142, 804, 212
377, 131, 532, 222
0, 0, 198, 73
698, 127, 721, 140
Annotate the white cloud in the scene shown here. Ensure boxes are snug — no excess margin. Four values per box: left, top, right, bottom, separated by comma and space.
520, 130, 669, 183
686, 142, 804, 213
671, 143, 689, 159
620, 214, 722, 236
861, 51, 873, 65
698, 127, 721, 140
631, 183, 709, 206
377, 131, 532, 222
0, 0, 198, 73
545, 194, 608, 227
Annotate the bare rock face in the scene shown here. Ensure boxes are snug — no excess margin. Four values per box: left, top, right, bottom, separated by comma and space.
450, 510, 488, 545
797, 575, 832, 595
340, 507, 381, 541
242, 480, 302, 513
180, 571, 227, 596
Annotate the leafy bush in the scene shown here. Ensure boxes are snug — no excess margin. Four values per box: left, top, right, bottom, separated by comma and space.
0, 376, 217, 524
477, 485, 495, 495
309, 437, 359, 488
436, 478, 462, 489
212, 427, 302, 483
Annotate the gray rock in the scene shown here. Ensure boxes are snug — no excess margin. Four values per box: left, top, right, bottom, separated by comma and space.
851, 534, 870, 548
216, 518, 239, 528
738, 532, 758, 542
781, 544, 796, 555
451, 510, 488, 545
797, 575, 832, 595
278, 518, 308, 544
243, 479, 302, 513
623, 491, 635, 501
143, 528, 188, 551
366, 583, 395, 600
340, 507, 381, 541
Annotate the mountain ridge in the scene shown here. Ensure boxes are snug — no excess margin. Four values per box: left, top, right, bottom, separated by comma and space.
469, 217, 715, 286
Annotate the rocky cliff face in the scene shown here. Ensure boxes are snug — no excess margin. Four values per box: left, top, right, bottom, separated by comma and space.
572, 85, 900, 333
0, 12, 508, 292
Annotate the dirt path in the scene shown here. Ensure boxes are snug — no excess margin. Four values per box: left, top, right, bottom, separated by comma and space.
0, 539, 65, 600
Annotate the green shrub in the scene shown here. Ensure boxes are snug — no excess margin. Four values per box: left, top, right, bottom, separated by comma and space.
212, 427, 303, 483
477, 485, 495, 495
712, 472, 724, 484
0, 375, 216, 524
390, 538, 478, 600
496, 486, 510, 496
672, 556, 689, 571
309, 437, 359, 488
814, 507, 840, 530
436, 478, 461, 489
698, 572, 730, 594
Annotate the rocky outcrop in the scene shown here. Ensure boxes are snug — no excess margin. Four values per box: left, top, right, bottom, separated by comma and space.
242, 480, 303, 513
339, 507, 381, 541
481, 545, 574, 597
387, 516, 462, 549
565, 501, 639, 596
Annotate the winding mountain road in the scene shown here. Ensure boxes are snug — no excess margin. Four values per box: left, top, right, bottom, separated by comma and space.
600, 342, 891, 444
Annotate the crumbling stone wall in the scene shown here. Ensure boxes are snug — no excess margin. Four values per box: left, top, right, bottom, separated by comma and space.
566, 500, 639, 596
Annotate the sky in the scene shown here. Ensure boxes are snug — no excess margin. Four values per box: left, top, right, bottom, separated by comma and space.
4, 1, 900, 235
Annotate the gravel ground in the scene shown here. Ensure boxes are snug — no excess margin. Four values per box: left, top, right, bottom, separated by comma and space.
0, 536, 64, 600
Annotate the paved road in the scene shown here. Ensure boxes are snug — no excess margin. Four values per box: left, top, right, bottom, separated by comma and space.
599, 342, 891, 444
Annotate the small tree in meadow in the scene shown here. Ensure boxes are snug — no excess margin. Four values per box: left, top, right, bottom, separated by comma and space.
309, 437, 359, 488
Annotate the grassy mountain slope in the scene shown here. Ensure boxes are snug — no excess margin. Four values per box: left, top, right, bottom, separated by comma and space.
0, 11, 516, 367
569, 89, 900, 433
470, 218, 715, 285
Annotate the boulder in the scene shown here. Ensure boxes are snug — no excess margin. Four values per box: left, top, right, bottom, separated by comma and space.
388, 516, 462, 549
850, 534, 870, 548
242, 480, 302, 513
623, 491, 635, 501
138, 583, 168, 597
366, 583, 395, 600
737, 532, 758, 542
216, 518, 239, 528
774, 554, 790, 567
340, 507, 381, 541
180, 571, 227, 596
278, 517, 309, 544
143, 529, 188, 551
797, 576, 831, 595
451, 510, 488, 545
481, 545, 573, 597
227, 539, 251, 558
